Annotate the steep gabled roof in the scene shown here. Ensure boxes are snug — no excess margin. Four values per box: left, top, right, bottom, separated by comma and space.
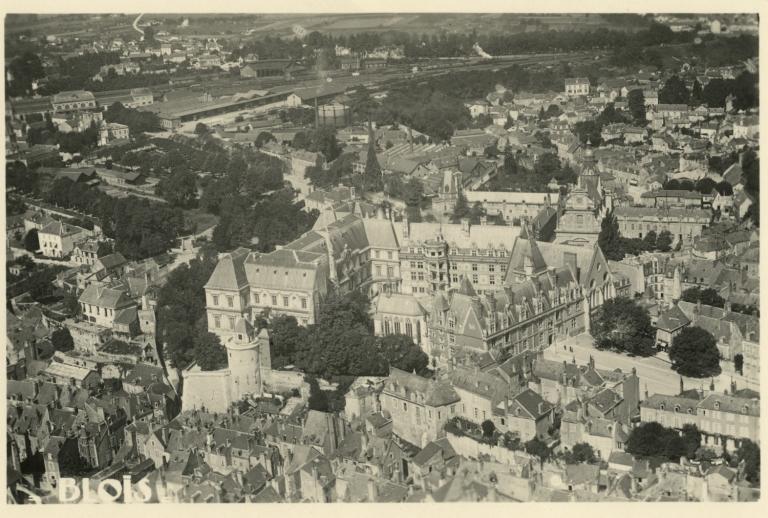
204, 247, 250, 290
78, 285, 134, 309
508, 234, 548, 276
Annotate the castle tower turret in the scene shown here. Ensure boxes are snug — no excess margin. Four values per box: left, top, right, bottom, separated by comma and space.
226, 318, 262, 401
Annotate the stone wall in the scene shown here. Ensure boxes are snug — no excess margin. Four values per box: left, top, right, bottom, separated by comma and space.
181, 367, 232, 413
445, 431, 536, 467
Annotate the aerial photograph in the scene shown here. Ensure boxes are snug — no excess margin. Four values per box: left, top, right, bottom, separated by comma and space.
4, 12, 760, 504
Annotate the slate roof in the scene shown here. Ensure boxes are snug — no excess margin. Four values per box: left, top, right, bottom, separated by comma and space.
95, 253, 127, 271
113, 306, 138, 326
608, 451, 635, 467
375, 293, 426, 317
362, 218, 399, 249
698, 394, 759, 417
204, 247, 250, 290
78, 285, 134, 309
393, 220, 520, 251
508, 235, 548, 275
411, 437, 457, 466
450, 368, 510, 405
39, 220, 85, 237
44, 361, 95, 381
124, 363, 164, 388
384, 368, 460, 407
655, 305, 691, 331
509, 388, 552, 419
244, 249, 324, 292
640, 393, 700, 414
588, 388, 623, 414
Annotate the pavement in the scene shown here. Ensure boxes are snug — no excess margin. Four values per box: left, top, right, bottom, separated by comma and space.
544, 333, 734, 397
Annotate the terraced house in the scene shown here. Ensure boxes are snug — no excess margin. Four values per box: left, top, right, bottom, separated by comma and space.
641, 390, 760, 452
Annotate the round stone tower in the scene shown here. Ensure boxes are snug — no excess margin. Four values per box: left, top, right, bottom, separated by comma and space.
226, 318, 261, 401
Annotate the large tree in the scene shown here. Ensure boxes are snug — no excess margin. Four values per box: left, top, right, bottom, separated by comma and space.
7, 52, 45, 97
735, 439, 760, 485
156, 167, 198, 208
659, 75, 690, 105
680, 286, 725, 308
191, 318, 227, 371
591, 297, 655, 356
681, 424, 702, 459
51, 328, 74, 352
23, 229, 39, 253
565, 442, 597, 464
157, 255, 218, 370
525, 437, 551, 462
732, 71, 758, 111
690, 79, 703, 106
377, 334, 429, 375
627, 89, 646, 124
363, 127, 382, 190
269, 314, 309, 369
702, 78, 731, 108
656, 230, 673, 252
669, 326, 721, 378
597, 210, 624, 261
626, 421, 689, 462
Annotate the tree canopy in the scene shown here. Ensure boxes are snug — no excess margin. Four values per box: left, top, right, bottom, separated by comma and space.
564, 442, 598, 464
377, 334, 430, 376
627, 89, 646, 124
680, 287, 725, 309
156, 254, 220, 370
659, 75, 690, 105
23, 229, 39, 253
669, 326, 721, 378
104, 102, 161, 134
734, 439, 760, 485
591, 297, 655, 356
51, 328, 74, 352
626, 422, 701, 462
266, 291, 432, 380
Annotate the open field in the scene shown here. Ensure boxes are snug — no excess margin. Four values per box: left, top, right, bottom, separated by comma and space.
7, 13, 652, 40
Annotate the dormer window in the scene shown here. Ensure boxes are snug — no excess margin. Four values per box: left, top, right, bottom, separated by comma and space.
674, 405, 680, 413
742, 405, 749, 414
659, 404, 665, 411
714, 401, 720, 410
